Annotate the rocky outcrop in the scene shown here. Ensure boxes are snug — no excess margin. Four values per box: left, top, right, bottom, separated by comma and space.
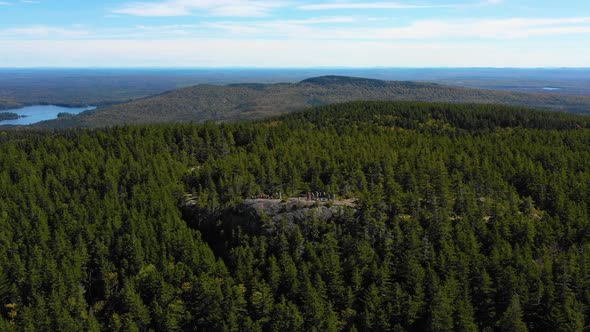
231, 198, 356, 235
182, 196, 357, 236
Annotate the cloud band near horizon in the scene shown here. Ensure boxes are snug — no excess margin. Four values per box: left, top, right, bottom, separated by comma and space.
0, 0, 588, 67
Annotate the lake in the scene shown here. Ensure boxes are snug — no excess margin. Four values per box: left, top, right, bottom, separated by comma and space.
0, 105, 96, 125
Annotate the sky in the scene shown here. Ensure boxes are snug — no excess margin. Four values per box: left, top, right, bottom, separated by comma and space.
0, 0, 589, 67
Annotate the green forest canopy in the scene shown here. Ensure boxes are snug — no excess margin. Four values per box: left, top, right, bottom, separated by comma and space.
1, 101, 590, 331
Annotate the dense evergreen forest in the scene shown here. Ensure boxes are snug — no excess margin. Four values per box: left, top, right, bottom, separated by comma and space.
2, 101, 590, 331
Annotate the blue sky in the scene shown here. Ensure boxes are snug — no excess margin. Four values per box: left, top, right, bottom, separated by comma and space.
0, 0, 589, 67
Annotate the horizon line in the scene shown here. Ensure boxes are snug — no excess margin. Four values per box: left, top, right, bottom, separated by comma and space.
1, 66, 590, 70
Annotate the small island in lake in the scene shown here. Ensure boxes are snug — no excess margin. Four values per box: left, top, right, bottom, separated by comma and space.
57, 112, 74, 118
0, 112, 26, 121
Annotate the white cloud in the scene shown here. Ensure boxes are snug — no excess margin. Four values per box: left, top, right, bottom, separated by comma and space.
299, 0, 503, 10
3, 17, 589, 41
113, 0, 287, 17
299, 2, 453, 10
114, 2, 189, 16
0, 26, 90, 38
0, 0, 41, 4
204, 16, 360, 37
1, 38, 588, 67
383, 17, 590, 39
201, 17, 590, 40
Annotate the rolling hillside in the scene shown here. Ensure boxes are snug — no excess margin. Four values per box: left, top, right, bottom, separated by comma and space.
38, 75, 590, 128
0, 98, 23, 110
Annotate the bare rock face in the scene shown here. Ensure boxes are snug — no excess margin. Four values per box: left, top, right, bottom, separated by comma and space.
239, 199, 344, 225
235, 199, 356, 235
182, 196, 357, 235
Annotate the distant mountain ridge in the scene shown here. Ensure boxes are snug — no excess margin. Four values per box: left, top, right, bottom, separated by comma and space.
300, 75, 391, 87
36, 75, 590, 128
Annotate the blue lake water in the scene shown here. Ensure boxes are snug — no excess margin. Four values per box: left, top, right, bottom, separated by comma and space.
0, 105, 96, 125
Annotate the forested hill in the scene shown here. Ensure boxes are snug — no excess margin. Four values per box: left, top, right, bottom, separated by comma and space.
3, 101, 590, 331
37, 75, 590, 128
0, 98, 23, 111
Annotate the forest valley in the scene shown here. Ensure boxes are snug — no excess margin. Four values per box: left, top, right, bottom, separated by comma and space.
1, 101, 590, 331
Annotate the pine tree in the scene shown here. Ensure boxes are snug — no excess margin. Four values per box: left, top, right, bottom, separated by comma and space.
497, 295, 528, 332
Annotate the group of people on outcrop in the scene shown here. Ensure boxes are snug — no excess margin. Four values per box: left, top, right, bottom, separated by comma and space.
250, 192, 282, 200
306, 191, 336, 202
249, 191, 337, 201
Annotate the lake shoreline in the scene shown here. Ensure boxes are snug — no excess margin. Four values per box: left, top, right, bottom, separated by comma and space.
0, 105, 96, 126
